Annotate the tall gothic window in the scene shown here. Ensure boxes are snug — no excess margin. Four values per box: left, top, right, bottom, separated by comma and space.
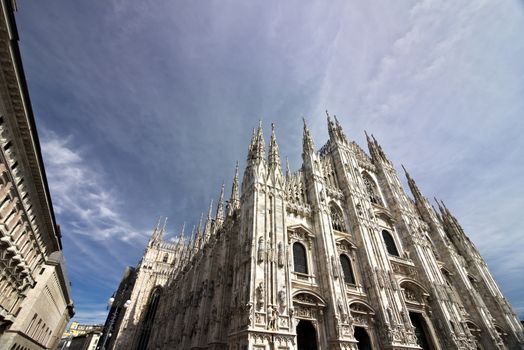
293, 242, 308, 274
137, 287, 162, 350
340, 254, 355, 284
363, 173, 382, 206
330, 203, 346, 232
382, 230, 400, 256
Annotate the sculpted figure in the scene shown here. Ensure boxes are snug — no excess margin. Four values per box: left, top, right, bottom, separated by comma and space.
277, 242, 284, 267
256, 282, 264, 310
257, 236, 265, 263
277, 287, 287, 310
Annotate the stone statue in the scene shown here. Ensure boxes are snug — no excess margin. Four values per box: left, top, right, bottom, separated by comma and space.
277, 287, 287, 310
257, 236, 265, 263
256, 282, 264, 310
277, 242, 284, 267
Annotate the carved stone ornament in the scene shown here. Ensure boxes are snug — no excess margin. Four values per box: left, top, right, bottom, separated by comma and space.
256, 282, 264, 310
257, 236, 265, 263
277, 242, 284, 267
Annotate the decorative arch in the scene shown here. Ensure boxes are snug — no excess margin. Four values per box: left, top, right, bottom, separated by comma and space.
362, 172, 383, 206
329, 202, 347, 232
292, 290, 327, 307
382, 230, 400, 257
399, 279, 429, 305
335, 238, 356, 254
348, 300, 376, 315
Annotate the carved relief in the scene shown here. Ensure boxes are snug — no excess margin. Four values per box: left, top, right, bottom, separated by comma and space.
277, 242, 284, 267
257, 237, 265, 263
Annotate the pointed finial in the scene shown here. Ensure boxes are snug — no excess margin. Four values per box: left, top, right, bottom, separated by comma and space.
268, 123, 282, 172
302, 117, 315, 156
401, 164, 409, 178
197, 213, 204, 233
228, 162, 240, 216
216, 181, 225, 225
286, 157, 291, 178
402, 165, 423, 202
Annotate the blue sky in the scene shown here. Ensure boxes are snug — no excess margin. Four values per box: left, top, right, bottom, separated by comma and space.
15, 1, 524, 323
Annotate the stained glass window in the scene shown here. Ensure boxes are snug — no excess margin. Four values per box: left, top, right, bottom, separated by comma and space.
382, 230, 399, 256
293, 242, 308, 274
340, 254, 355, 284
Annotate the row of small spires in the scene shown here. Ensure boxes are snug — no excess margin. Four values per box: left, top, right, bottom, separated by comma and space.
149, 113, 462, 249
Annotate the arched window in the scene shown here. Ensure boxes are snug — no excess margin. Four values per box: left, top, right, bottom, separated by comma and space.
293, 242, 308, 274
137, 287, 162, 350
340, 254, 355, 284
162, 254, 168, 263
363, 173, 383, 206
330, 203, 346, 232
382, 230, 399, 256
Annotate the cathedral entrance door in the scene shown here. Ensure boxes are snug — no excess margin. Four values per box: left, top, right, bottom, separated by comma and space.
296, 320, 318, 350
354, 326, 372, 350
409, 312, 433, 350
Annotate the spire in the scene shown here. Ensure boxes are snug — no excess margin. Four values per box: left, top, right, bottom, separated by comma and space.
286, 157, 291, 178
402, 165, 424, 202
227, 162, 240, 216
268, 123, 282, 172
204, 199, 214, 238
159, 217, 168, 241
247, 127, 257, 161
333, 115, 348, 143
196, 212, 204, 249
215, 182, 225, 226
254, 120, 265, 161
326, 110, 336, 140
302, 118, 315, 157
365, 131, 389, 163
149, 217, 162, 245
176, 223, 186, 249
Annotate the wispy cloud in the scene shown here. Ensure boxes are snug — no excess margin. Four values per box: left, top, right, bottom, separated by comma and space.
42, 132, 143, 242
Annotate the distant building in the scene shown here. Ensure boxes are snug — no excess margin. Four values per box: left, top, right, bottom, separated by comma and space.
0, 1, 74, 349
56, 331, 101, 350
98, 267, 136, 350
112, 119, 523, 349
61, 322, 104, 338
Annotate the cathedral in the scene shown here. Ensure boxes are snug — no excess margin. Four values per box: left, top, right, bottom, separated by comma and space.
109, 117, 523, 350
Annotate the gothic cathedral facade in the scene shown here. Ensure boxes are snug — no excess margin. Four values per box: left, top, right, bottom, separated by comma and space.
111, 117, 523, 350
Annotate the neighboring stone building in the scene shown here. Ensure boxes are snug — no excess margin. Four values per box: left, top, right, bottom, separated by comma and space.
0, 1, 74, 349
99, 266, 136, 350
62, 322, 104, 338
112, 118, 523, 350
57, 331, 102, 350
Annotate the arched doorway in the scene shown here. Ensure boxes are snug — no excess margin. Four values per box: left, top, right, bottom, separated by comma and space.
354, 326, 372, 350
409, 312, 433, 350
296, 320, 318, 350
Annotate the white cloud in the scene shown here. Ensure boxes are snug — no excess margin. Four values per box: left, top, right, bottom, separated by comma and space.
42, 133, 144, 242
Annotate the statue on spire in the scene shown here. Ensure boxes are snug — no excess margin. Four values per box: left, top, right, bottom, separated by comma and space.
268, 123, 282, 174
302, 118, 315, 157
227, 162, 240, 216
215, 182, 225, 227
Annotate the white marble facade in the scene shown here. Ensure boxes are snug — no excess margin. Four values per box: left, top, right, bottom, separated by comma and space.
113, 118, 523, 350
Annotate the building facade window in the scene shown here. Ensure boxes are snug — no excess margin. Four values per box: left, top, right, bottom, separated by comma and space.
340, 254, 355, 284
330, 203, 346, 232
137, 287, 162, 350
363, 173, 383, 206
293, 242, 308, 274
382, 230, 399, 256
